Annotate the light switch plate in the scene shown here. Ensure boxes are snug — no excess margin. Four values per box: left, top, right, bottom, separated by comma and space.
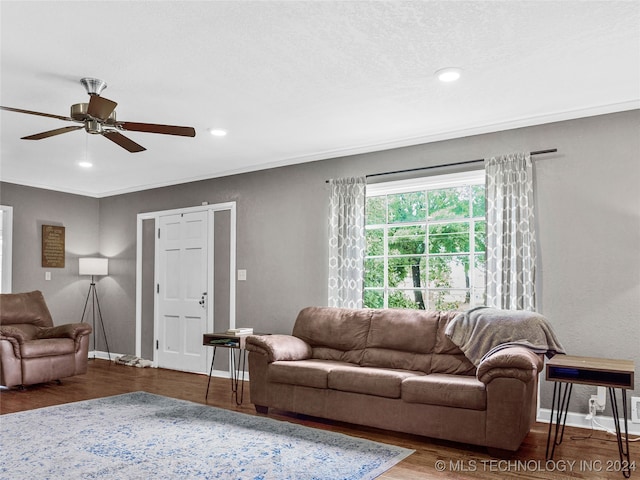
45, 272, 51, 281
237, 269, 247, 281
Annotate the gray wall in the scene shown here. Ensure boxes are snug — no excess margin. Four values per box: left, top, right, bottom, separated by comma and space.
2, 109, 639, 415
0, 183, 100, 322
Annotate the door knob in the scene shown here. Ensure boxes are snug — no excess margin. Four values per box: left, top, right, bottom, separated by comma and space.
199, 292, 207, 308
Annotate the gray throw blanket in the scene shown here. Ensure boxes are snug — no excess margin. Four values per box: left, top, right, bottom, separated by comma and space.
445, 306, 566, 366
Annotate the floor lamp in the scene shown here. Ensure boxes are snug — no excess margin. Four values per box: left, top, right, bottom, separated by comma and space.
79, 257, 111, 360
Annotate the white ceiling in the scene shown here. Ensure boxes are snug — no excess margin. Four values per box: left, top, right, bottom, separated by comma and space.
1, 1, 638, 198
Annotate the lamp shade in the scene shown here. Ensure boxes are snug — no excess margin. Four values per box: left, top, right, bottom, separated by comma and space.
79, 257, 108, 276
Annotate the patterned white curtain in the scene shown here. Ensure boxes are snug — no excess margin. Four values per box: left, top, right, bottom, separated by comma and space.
328, 177, 366, 308
485, 153, 537, 311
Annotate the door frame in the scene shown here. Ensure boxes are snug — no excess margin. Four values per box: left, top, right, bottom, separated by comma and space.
135, 202, 236, 366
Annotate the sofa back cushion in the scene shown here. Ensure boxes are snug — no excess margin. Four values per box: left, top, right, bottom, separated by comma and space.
292, 307, 371, 364
0, 291, 54, 328
360, 309, 438, 372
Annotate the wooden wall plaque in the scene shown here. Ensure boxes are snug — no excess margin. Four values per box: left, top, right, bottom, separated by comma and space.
42, 225, 65, 268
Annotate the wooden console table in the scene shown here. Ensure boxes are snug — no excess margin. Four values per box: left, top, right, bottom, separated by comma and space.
203, 332, 265, 405
546, 355, 635, 478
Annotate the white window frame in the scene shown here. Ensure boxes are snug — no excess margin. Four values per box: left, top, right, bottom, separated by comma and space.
365, 170, 485, 310
0, 205, 13, 293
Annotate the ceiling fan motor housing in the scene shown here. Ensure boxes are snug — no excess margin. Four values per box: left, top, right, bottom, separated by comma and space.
71, 102, 116, 120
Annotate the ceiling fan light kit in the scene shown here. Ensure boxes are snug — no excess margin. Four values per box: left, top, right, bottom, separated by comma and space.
0, 77, 196, 153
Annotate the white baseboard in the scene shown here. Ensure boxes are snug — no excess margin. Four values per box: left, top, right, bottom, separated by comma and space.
89, 350, 127, 361
89, 352, 248, 381
206, 368, 250, 382
538, 408, 640, 436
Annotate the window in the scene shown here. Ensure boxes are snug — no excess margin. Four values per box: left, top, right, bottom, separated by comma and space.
364, 171, 485, 310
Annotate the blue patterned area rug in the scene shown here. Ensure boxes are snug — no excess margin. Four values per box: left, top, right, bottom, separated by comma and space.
0, 391, 413, 479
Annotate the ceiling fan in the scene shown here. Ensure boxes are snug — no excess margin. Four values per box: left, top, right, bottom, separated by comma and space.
0, 78, 196, 153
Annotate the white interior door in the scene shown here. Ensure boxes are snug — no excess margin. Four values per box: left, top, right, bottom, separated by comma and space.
156, 210, 210, 373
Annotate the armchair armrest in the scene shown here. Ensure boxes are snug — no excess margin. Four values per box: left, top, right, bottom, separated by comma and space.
0, 325, 32, 344
477, 346, 543, 384
36, 323, 92, 340
0, 326, 30, 358
245, 334, 312, 363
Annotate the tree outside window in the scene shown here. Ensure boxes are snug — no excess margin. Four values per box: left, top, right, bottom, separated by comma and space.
364, 173, 485, 311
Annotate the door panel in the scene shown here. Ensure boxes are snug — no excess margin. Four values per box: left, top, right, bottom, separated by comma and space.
157, 211, 209, 373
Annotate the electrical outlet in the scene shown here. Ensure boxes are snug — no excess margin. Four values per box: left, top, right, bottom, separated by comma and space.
590, 394, 605, 413
587, 397, 597, 418
632, 396, 640, 424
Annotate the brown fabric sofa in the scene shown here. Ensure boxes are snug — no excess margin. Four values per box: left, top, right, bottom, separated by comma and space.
0, 290, 92, 388
246, 306, 544, 452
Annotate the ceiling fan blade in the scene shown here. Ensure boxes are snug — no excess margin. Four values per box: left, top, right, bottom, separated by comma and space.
103, 131, 146, 153
119, 121, 196, 137
1, 106, 74, 122
22, 125, 83, 140
87, 95, 117, 121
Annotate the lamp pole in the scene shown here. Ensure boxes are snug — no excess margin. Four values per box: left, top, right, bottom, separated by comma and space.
80, 274, 111, 360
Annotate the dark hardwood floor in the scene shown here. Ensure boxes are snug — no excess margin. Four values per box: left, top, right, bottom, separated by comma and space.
1, 360, 638, 479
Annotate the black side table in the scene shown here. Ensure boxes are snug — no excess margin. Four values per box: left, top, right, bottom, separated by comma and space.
203, 332, 266, 405
545, 355, 635, 478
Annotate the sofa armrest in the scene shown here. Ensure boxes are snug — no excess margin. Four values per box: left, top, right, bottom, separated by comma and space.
245, 334, 312, 363
36, 323, 92, 340
477, 346, 543, 384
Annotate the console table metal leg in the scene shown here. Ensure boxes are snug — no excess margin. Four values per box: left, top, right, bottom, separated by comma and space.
230, 349, 237, 395
608, 387, 631, 478
546, 381, 572, 460
228, 348, 246, 405
205, 346, 217, 400
237, 349, 246, 405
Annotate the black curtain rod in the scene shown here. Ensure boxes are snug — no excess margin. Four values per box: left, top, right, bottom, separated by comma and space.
325, 148, 557, 183
365, 148, 557, 179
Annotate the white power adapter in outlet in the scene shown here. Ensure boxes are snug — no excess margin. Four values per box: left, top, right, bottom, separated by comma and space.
632, 396, 640, 424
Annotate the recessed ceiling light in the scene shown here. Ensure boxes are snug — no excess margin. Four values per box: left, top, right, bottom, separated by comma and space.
78, 161, 93, 168
435, 67, 462, 82
209, 128, 227, 137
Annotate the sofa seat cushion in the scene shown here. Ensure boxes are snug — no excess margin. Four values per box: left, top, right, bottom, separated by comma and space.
402, 373, 486, 410
328, 366, 425, 399
268, 359, 357, 389
20, 338, 75, 359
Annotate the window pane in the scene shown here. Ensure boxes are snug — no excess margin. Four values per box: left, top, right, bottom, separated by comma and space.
428, 223, 470, 254
388, 256, 426, 288
472, 288, 486, 306
388, 289, 425, 310
473, 254, 486, 287
428, 187, 470, 220
474, 221, 486, 253
428, 289, 468, 311
472, 185, 485, 218
388, 225, 425, 256
366, 228, 384, 256
366, 196, 386, 225
428, 255, 470, 289
364, 289, 384, 309
388, 192, 425, 223
364, 258, 384, 287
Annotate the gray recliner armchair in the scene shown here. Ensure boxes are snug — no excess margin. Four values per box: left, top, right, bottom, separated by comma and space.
0, 290, 92, 388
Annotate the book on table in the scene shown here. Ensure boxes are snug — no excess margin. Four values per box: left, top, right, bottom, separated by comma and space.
226, 328, 254, 335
